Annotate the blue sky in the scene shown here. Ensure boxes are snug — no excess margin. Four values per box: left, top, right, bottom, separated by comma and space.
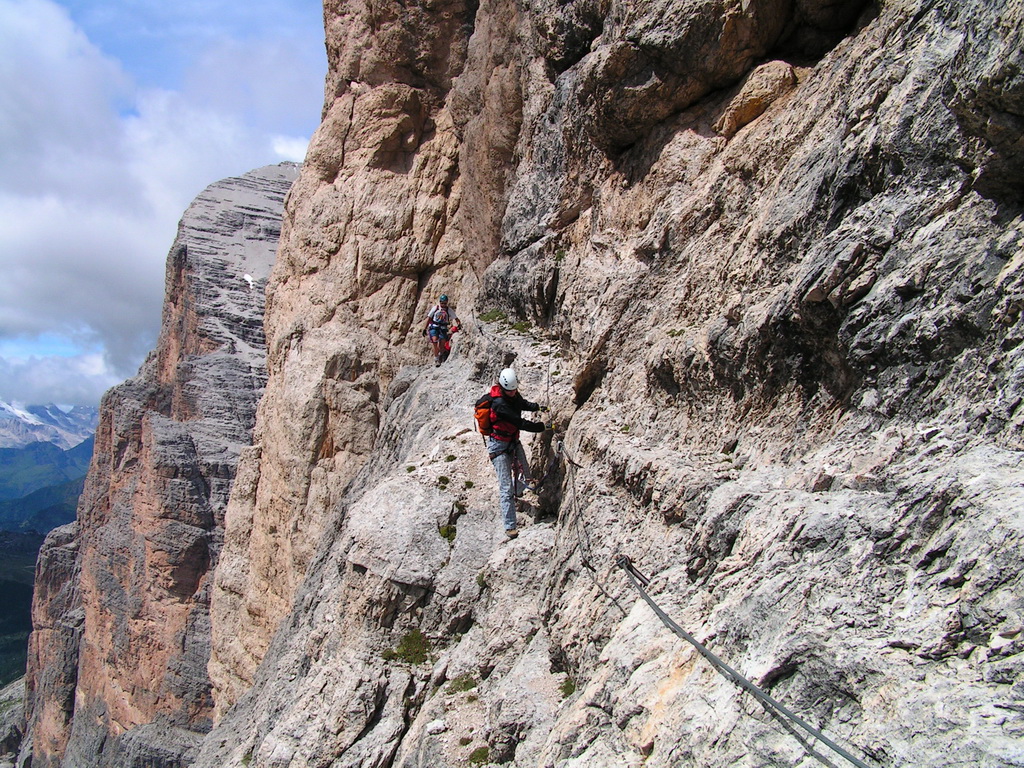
0, 0, 325, 406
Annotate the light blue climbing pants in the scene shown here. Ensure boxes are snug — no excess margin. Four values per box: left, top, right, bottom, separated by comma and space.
488, 437, 530, 531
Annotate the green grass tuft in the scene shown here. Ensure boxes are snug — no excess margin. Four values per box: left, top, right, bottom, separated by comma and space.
447, 674, 478, 693
382, 629, 431, 665
468, 746, 490, 764
560, 676, 576, 698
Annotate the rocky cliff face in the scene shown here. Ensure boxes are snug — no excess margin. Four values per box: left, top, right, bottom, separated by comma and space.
23, 0, 1024, 765
188, 1, 1024, 767
19, 163, 299, 768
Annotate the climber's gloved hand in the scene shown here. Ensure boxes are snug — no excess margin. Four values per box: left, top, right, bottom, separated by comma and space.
421, 329, 427, 337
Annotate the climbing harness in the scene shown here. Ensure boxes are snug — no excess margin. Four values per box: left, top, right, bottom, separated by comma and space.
510, 442, 533, 497
485, 436, 537, 504
615, 557, 876, 768
426, 314, 450, 343
426, 301, 457, 366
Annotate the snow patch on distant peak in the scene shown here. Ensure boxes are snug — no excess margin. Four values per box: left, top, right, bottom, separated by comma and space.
0, 399, 99, 449
0, 401, 44, 426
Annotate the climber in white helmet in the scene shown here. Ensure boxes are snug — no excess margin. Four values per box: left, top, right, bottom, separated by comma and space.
485, 367, 548, 538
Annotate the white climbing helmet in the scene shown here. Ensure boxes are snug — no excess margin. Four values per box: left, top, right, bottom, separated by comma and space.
498, 368, 518, 391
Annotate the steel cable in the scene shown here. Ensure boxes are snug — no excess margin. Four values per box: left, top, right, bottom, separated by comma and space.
515, 342, 878, 767
616, 556, 877, 768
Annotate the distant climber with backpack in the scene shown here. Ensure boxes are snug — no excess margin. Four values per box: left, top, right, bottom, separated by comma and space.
478, 368, 548, 539
423, 294, 459, 367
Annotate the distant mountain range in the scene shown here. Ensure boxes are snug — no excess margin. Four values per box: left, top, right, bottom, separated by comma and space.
0, 401, 98, 450
0, 402, 97, 534
0, 436, 93, 500
0, 407, 97, 687
0, 475, 85, 534
0, 529, 43, 685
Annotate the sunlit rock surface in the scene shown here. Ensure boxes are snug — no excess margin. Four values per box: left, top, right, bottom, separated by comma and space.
19, 163, 298, 768
20, 0, 1024, 765
196, 0, 1024, 766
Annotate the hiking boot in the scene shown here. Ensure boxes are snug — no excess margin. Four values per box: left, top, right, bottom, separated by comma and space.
505, 527, 519, 539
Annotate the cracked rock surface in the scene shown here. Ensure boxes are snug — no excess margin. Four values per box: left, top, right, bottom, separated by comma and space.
19, 0, 1024, 766
197, 0, 1024, 766
19, 164, 298, 768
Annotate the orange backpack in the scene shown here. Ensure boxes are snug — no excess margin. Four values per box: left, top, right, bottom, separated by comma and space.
474, 392, 494, 436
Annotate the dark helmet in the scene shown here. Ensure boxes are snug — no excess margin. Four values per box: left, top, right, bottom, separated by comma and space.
439, 294, 449, 305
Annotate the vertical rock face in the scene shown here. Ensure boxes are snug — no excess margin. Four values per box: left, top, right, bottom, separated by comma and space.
206, 0, 479, 711
197, 1, 1024, 767
20, 0, 1024, 766
20, 163, 299, 768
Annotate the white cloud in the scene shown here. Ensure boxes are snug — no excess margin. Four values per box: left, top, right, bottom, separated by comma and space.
0, 352, 123, 406
0, 0, 324, 407
183, 35, 326, 137
0, 0, 136, 203
0, 190, 165, 367
122, 88, 291, 217
272, 136, 311, 163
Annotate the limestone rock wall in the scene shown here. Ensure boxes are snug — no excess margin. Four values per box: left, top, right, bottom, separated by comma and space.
207, 0, 480, 711
199, 1, 1024, 766
182, 2, 1024, 767
191, 0, 1024, 766
9, 0, 1017, 765
19, 164, 299, 768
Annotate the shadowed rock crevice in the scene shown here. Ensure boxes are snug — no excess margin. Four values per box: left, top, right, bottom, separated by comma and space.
530, 0, 609, 74
773, 0, 876, 60
706, 296, 857, 407
579, 0, 874, 154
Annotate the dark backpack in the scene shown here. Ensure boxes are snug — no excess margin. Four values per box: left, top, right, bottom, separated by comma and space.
474, 392, 494, 436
